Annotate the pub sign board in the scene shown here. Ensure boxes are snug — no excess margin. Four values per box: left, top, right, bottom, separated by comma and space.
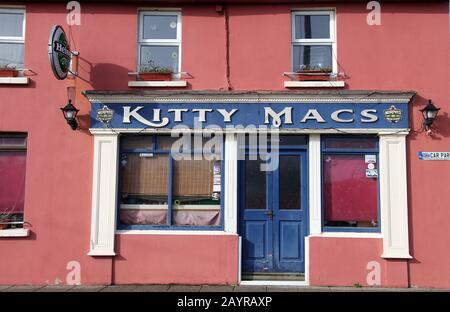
90, 102, 409, 130
48, 25, 72, 80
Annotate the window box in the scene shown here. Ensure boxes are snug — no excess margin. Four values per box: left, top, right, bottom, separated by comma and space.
138, 72, 172, 81
0, 217, 10, 230
296, 70, 331, 81
0, 69, 19, 77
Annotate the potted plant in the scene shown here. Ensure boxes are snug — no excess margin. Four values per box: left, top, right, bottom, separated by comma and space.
0, 64, 19, 77
0, 213, 11, 230
138, 60, 173, 81
295, 65, 332, 81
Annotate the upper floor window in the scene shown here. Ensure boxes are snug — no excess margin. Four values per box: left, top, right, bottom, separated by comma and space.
0, 8, 25, 69
292, 10, 336, 73
0, 133, 27, 230
138, 10, 181, 75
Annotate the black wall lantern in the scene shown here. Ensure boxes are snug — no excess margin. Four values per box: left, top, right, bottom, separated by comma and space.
420, 99, 440, 132
60, 100, 80, 130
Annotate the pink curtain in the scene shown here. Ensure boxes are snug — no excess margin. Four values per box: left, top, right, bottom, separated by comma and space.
173, 210, 220, 226
120, 209, 220, 226
0, 152, 26, 214
120, 210, 167, 225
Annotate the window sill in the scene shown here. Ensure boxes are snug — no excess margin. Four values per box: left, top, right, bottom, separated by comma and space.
381, 252, 413, 259
116, 230, 236, 235
128, 80, 187, 88
88, 250, 116, 256
284, 80, 345, 88
309, 232, 382, 239
0, 77, 29, 85
0, 228, 30, 238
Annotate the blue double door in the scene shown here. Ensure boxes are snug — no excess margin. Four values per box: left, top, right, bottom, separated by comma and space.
239, 151, 308, 273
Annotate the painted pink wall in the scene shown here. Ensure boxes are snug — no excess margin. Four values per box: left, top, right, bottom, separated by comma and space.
309, 237, 409, 288
0, 2, 448, 287
114, 235, 238, 285
0, 4, 110, 285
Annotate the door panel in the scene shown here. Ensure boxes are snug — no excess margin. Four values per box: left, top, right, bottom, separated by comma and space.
273, 153, 306, 272
278, 155, 301, 210
279, 221, 302, 259
245, 221, 267, 259
241, 158, 273, 272
244, 158, 266, 209
240, 151, 307, 274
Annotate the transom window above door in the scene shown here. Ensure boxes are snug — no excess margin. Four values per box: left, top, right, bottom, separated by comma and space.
292, 10, 336, 73
138, 10, 181, 75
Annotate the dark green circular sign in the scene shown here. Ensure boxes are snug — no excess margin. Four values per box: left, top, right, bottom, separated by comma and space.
48, 25, 71, 80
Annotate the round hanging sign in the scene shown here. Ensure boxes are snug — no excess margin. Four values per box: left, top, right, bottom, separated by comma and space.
48, 25, 71, 80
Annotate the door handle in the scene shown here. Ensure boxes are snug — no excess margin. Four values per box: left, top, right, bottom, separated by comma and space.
265, 210, 273, 220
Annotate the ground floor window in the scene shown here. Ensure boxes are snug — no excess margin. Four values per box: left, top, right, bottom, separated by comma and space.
118, 135, 223, 229
322, 135, 380, 231
0, 133, 27, 230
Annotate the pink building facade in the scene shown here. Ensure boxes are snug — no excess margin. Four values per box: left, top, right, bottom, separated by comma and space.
0, 0, 449, 288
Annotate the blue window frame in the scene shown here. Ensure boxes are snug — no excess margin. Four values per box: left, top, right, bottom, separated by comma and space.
321, 135, 380, 233
117, 134, 224, 230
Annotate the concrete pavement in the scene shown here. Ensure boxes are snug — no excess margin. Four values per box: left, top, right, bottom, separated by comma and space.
0, 285, 447, 292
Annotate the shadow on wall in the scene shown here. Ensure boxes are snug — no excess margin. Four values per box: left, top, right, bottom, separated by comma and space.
75, 113, 92, 136
76, 55, 130, 90
429, 111, 450, 140
78, 56, 194, 91
408, 94, 450, 141
90, 63, 130, 90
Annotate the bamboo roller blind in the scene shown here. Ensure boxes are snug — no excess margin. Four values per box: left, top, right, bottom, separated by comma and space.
122, 154, 169, 195
121, 154, 215, 196
173, 159, 214, 196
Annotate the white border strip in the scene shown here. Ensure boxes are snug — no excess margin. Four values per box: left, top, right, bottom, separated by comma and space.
284, 81, 345, 88
87, 97, 413, 104
240, 280, 309, 286
128, 81, 187, 88
116, 230, 236, 235
120, 204, 220, 211
0, 228, 30, 237
0, 77, 29, 84
309, 233, 383, 238
90, 128, 410, 135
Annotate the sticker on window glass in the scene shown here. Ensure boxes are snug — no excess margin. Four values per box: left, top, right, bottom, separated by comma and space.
366, 168, 378, 178
365, 155, 377, 164
213, 163, 221, 174
139, 153, 154, 158
213, 175, 221, 185
171, 52, 178, 59
367, 163, 375, 170
212, 192, 220, 201
170, 21, 177, 29
213, 184, 221, 192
